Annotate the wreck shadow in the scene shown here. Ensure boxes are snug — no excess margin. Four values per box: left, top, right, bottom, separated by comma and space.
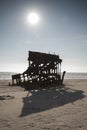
20, 86, 85, 117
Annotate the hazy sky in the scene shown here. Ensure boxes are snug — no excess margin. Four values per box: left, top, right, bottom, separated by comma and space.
0, 0, 87, 72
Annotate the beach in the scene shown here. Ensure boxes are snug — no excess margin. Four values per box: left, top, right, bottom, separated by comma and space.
0, 79, 87, 130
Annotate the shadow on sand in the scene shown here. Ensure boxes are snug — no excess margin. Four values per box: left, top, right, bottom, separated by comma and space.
20, 85, 85, 117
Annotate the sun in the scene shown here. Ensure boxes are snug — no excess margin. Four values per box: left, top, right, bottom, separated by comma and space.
27, 12, 40, 25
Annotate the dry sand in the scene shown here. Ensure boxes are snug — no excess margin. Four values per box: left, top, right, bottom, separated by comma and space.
0, 79, 87, 130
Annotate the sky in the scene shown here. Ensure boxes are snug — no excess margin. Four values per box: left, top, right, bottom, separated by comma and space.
0, 0, 87, 73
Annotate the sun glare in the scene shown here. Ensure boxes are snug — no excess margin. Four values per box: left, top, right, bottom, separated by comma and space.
27, 12, 40, 25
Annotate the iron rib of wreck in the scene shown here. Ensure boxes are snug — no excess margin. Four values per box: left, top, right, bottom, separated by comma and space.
12, 51, 66, 90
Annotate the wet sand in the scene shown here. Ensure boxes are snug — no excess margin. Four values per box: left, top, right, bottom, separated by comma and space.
0, 79, 87, 130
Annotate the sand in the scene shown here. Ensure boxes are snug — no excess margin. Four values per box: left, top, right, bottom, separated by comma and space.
0, 79, 87, 130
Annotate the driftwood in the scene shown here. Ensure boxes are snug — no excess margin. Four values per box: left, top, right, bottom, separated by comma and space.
12, 51, 66, 90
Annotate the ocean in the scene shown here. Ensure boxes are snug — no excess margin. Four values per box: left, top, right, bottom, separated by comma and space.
65, 72, 87, 79
0, 72, 87, 80
0, 72, 16, 80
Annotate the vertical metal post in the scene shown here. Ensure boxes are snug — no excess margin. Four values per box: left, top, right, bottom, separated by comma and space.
60, 63, 61, 79
12, 79, 14, 85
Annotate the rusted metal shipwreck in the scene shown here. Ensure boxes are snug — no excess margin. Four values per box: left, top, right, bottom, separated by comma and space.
12, 51, 66, 90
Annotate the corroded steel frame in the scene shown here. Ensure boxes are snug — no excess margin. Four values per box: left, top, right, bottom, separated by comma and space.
12, 51, 65, 90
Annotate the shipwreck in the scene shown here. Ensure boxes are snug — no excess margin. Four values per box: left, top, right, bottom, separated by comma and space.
12, 51, 66, 90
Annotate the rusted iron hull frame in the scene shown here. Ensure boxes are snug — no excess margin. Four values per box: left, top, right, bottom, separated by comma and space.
12, 51, 65, 90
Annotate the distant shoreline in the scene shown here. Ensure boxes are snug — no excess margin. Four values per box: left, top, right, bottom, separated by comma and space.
0, 72, 87, 80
